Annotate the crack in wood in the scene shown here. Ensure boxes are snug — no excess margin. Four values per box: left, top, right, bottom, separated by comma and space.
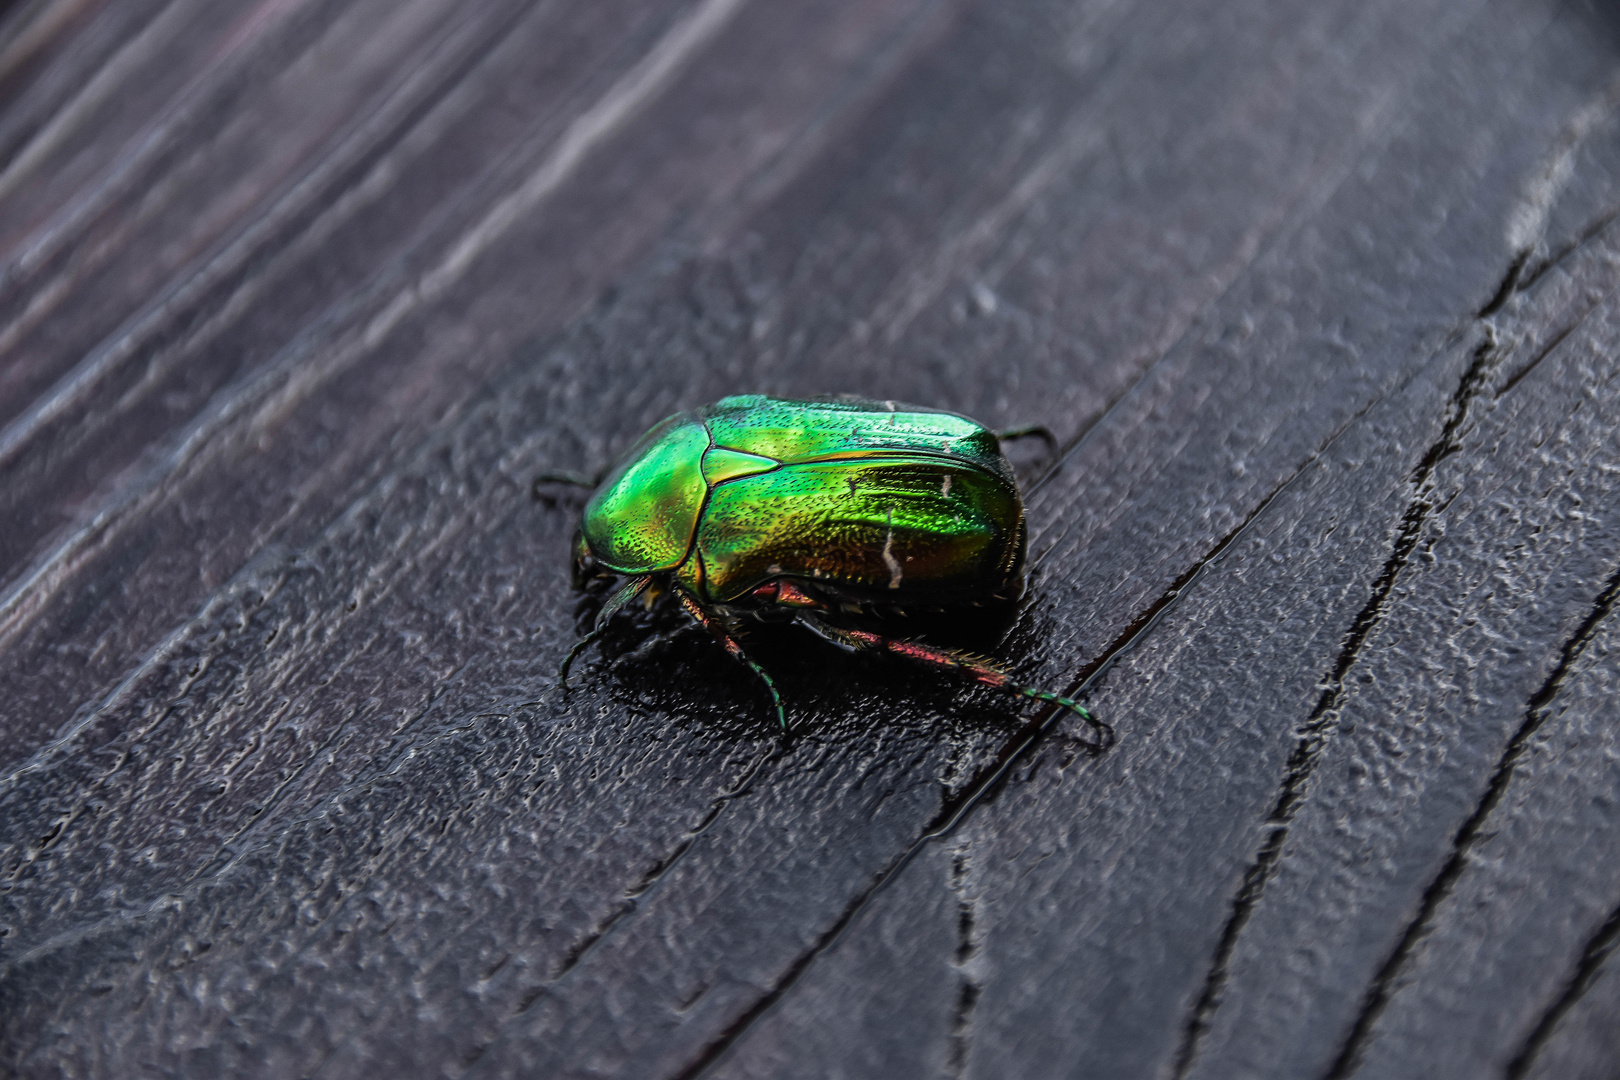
1172, 331, 1503, 1079
10, 0, 1619, 1071
667, 861, 899, 1080
1504, 895, 1620, 1079
625, 746, 780, 901
1497, 247, 1620, 398
1476, 249, 1531, 318
944, 842, 980, 1080
945, 981, 981, 1079
668, 453, 1319, 1080
183, 666, 477, 889
445, 741, 780, 1077
1321, 558, 1620, 1080
1498, 319, 1581, 398
1515, 193, 1620, 298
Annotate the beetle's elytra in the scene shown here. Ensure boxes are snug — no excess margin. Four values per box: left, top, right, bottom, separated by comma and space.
548, 394, 1102, 735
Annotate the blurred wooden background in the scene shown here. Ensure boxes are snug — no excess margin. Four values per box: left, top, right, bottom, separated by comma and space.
3, 0, 1620, 1076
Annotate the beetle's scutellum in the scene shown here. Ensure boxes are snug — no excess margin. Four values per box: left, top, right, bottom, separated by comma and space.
547, 395, 1103, 735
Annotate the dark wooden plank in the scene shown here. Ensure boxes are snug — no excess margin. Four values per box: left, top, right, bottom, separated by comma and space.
0, 0, 939, 755
2, 0, 1619, 1077
1322, 214, 1620, 1080
706, 5, 1620, 1078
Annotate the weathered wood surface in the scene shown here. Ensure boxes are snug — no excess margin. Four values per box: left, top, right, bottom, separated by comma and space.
3, 0, 1620, 1076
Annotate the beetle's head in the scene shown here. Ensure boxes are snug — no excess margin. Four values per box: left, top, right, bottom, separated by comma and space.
570, 528, 606, 590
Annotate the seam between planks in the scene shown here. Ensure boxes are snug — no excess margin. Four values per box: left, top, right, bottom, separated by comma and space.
943, 838, 981, 1080
669, 444, 1330, 1080
303, 737, 783, 1079
1024, 0, 1481, 548
1173, 106, 1620, 1078
1504, 894, 1620, 1078
1321, 559, 1620, 1080
1168, 321, 1505, 1079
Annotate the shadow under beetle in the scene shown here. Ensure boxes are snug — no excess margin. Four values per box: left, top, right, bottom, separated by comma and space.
541, 394, 1105, 737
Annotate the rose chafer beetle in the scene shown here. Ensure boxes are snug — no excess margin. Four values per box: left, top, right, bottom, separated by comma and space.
547, 394, 1102, 735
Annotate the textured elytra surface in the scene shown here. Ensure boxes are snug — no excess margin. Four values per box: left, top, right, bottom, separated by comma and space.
3, 0, 1620, 1077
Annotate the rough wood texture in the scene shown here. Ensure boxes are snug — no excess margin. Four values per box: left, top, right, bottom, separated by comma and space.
3, 0, 1620, 1077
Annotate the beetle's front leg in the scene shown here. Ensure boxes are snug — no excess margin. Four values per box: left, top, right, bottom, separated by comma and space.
676, 589, 787, 729
559, 574, 653, 687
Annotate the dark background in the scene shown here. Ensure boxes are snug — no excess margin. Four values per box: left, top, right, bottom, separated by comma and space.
3, 0, 1620, 1076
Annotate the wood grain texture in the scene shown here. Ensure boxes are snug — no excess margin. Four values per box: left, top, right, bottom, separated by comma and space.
2, 0, 1619, 1077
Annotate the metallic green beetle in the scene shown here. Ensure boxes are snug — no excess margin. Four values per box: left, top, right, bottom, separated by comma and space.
551, 394, 1100, 733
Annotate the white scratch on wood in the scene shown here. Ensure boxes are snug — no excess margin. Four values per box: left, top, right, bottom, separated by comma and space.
0, 0, 218, 209
0, 0, 751, 649
1507, 72, 1620, 254
412, 0, 749, 310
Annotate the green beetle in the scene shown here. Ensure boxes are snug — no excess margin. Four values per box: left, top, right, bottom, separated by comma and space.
547, 394, 1100, 734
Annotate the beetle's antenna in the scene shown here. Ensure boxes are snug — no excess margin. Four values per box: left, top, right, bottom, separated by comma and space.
559, 574, 653, 687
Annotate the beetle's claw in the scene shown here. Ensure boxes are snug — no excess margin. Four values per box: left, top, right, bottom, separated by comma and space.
558, 634, 597, 689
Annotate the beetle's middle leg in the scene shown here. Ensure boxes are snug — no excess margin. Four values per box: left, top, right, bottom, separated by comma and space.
530, 467, 607, 499
676, 590, 786, 729
795, 612, 1110, 742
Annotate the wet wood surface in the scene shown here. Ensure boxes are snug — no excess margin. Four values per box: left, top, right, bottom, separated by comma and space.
3, 0, 1620, 1076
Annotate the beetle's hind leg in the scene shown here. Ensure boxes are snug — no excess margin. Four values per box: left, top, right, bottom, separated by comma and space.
676, 590, 786, 730
993, 424, 1060, 460
994, 425, 1062, 480
559, 574, 653, 687
796, 612, 1110, 743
